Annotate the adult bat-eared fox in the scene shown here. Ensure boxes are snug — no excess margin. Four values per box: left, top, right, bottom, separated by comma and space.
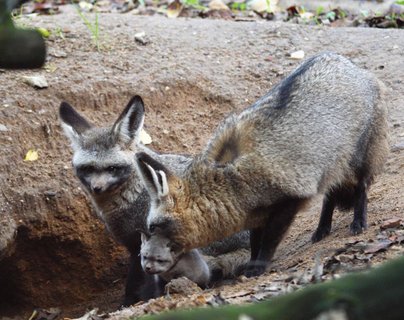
136, 52, 389, 277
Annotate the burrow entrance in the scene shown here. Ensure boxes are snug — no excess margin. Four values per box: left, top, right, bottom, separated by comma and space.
0, 82, 236, 318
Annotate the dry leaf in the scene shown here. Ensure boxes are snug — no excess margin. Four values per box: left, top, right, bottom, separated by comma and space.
381, 218, 402, 230
208, 0, 229, 11
24, 150, 39, 161
167, 0, 183, 18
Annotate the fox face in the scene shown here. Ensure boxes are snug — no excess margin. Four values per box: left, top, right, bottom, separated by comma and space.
140, 232, 183, 275
59, 96, 145, 197
135, 152, 213, 250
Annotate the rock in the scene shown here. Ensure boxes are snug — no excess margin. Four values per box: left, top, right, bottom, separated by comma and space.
22, 75, 48, 89
0, 124, 8, 132
49, 49, 67, 58
290, 50, 305, 60
165, 277, 202, 295
134, 31, 149, 45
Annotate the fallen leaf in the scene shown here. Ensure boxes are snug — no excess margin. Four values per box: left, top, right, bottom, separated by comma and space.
24, 150, 39, 162
167, 0, 183, 18
364, 240, 392, 254
208, 0, 229, 11
37, 27, 51, 38
381, 218, 402, 230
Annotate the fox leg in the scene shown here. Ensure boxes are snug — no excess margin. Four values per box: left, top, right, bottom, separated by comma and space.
123, 234, 159, 307
311, 194, 336, 242
350, 180, 368, 235
245, 198, 303, 278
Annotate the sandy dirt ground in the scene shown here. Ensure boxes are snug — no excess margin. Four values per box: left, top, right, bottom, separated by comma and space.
0, 7, 403, 319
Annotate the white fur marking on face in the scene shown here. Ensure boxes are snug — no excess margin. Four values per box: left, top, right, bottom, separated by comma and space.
158, 170, 169, 197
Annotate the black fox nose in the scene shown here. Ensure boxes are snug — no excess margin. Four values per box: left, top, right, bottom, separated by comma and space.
92, 186, 103, 194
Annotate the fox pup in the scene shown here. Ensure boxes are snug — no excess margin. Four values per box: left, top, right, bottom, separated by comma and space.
59, 96, 249, 305
140, 232, 210, 289
135, 52, 389, 277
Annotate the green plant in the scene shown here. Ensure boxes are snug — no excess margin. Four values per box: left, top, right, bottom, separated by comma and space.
316, 5, 324, 16
265, 0, 271, 13
395, 0, 404, 5
182, 0, 206, 10
54, 26, 65, 39
231, 2, 247, 11
75, 5, 100, 51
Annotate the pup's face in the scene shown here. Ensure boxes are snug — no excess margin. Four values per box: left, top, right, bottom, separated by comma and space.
140, 232, 183, 275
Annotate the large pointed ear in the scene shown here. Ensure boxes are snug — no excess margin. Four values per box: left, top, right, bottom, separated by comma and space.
136, 152, 171, 200
111, 95, 145, 145
59, 102, 93, 149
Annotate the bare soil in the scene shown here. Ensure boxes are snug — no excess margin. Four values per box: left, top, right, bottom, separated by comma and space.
0, 7, 403, 319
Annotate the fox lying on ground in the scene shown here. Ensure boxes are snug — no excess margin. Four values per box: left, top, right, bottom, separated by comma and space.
135, 52, 389, 277
59, 96, 250, 305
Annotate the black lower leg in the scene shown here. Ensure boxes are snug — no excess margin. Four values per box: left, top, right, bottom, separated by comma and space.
245, 198, 304, 278
350, 180, 368, 235
312, 194, 336, 243
250, 227, 263, 261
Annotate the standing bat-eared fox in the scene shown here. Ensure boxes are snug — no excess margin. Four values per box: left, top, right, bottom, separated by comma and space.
59, 97, 250, 305
135, 52, 389, 277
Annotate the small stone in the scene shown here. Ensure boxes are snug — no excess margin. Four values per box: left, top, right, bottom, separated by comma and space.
44, 191, 57, 197
49, 49, 67, 58
0, 124, 8, 132
134, 31, 149, 45
290, 50, 305, 60
23, 75, 48, 89
165, 277, 202, 295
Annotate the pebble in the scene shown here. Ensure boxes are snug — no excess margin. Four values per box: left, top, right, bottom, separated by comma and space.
22, 75, 48, 89
0, 124, 8, 132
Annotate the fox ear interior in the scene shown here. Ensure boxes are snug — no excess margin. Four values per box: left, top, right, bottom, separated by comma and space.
136, 152, 170, 200
112, 95, 145, 144
59, 102, 93, 148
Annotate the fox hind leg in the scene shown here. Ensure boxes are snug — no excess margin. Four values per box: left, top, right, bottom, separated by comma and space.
350, 180, 368, 235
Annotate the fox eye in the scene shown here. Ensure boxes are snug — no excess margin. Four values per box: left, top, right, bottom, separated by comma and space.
78, 165, 95, 174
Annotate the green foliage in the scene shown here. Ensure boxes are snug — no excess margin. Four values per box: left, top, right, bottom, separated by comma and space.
395, 0, 404, 5
231, 2, 246, 11
315, 5, 324, 16
182, 0, 206, 11
75, 5, 100, 51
